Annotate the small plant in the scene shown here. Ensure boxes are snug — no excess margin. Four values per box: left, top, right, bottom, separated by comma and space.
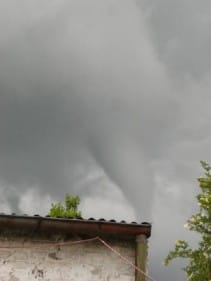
49, 194, 82, 218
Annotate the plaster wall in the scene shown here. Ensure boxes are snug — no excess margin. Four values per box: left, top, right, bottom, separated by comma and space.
0, 235, 135, 281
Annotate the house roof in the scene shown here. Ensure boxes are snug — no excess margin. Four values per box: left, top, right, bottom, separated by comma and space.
0, 214, 151, 239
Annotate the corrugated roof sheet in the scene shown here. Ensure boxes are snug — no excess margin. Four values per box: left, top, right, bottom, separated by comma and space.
0, 213, 151, 238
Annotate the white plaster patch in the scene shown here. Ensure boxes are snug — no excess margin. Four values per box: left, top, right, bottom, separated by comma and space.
0, 238, 135, 281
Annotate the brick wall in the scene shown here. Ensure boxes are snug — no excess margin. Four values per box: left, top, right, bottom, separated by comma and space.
0, 235, 135, 281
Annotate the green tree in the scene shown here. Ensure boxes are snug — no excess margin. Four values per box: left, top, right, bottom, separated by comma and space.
164, 161, 211, 281
49, 194, 82, 219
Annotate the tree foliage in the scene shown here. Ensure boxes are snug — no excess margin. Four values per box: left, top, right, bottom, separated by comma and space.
49, 194, 82, 219
164, 161, 211, 281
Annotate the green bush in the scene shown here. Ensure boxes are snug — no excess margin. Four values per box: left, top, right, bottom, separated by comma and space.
49, 194, 82, 218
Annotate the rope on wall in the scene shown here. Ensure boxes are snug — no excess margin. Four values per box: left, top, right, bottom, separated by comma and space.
0, 236, 156, 281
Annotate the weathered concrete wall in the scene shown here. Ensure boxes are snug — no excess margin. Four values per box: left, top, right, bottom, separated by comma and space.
0, 235, 135, 281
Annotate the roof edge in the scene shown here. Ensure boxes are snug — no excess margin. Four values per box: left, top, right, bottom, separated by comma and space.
0, 214, 151, 238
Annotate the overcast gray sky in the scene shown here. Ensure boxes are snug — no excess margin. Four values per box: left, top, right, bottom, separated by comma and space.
0, 1, 211, 280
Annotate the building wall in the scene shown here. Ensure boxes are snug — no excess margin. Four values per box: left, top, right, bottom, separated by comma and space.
0, 235, 135, 281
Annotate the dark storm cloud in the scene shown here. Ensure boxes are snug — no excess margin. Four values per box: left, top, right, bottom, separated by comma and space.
141, 0, 211, 78
1, 95, 83, 191
0, 1, 211, 281
0, 0, 178, 219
